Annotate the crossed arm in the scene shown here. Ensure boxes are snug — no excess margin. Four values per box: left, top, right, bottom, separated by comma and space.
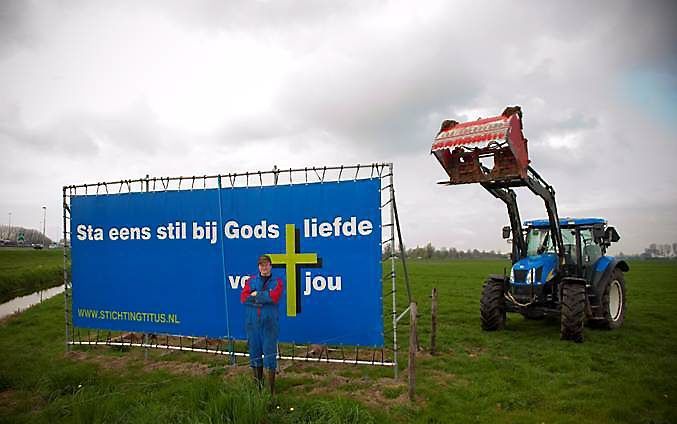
240, 277, 284, 305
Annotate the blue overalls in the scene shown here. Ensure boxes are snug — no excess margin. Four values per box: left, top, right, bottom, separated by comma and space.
241, 273, 284, 370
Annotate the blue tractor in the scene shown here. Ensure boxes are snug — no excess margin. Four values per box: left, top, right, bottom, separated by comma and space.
431, 106, 629, 342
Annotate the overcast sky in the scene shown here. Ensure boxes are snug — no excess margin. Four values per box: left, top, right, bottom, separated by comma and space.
1, 0, 675, 254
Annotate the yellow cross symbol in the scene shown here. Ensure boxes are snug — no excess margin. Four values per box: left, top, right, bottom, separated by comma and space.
268, 223, 318, 317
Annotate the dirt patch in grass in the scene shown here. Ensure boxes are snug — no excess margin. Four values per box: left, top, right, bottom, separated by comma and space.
67, 351, 214, 377
415, 350, 455, 360
0, 311, 21, 326
280, 362, 412, 408
423, 369, 455, 387
143, 361, 211, 376
465, 346, 487, 358
303, 376, 411, 408
220, 364, 251, 378
0, 388, 46, 415
66, 349, 415, 407
67, 351, 131, 371
0, 388, 20, 411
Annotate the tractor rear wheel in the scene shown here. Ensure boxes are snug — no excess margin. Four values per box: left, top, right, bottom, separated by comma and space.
480, 279, 506, 331
597, 268, 626, 329
560, 282, 586, 343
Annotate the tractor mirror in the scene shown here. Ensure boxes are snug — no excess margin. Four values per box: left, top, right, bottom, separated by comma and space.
502, 226, 511, 239
592, 226, 605, 240
604, 227, 620, 243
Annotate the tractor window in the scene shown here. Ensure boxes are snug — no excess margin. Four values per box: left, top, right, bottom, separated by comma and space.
580, 228, 602, 264
526, 229, 548, 256
526, 228, 577, 259
563, 229, 577, 264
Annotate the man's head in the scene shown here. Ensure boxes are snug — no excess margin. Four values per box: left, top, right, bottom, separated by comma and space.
258, 254, 272, 277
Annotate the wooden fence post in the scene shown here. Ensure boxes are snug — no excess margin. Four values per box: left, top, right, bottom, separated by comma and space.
430, 287, 437, 355
408, 301, 417, 402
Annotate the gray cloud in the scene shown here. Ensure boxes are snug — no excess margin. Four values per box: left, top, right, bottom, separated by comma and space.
0, 1, 38, 58
261, 1, 675, 161
0, 118, 99, 156
0, 1, 675, 251
0, 100, 190, 159
148, 0, 380, 37
607, 0, 677, 71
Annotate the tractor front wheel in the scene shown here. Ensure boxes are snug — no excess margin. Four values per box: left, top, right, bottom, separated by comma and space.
560, 282, 586, 343
597, 269, 627, 329
480, 279, 506, 331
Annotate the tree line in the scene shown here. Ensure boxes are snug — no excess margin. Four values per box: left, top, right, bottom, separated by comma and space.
383, 242, 506, 260
0, 225, 54, 246
618, 243, 677, 259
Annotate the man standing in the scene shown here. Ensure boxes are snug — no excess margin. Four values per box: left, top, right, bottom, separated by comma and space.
240, 254, 284, 394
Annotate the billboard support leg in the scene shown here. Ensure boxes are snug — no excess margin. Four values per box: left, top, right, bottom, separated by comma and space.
392, 191, 412, 305
391, 177, 420, 350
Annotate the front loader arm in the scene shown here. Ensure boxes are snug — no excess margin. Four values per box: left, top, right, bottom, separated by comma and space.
523, 166, 565, 267
481, 183, 527, 261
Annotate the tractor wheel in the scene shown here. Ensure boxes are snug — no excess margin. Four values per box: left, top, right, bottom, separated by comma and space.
597, 268, 627, 329
560, 282, 586, 343
480, 279, 506, 331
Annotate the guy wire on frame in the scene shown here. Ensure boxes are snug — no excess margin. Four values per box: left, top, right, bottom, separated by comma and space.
62, 163, 412, 376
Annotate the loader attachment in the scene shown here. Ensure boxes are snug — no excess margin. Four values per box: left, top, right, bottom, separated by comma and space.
431, 106, 529, 185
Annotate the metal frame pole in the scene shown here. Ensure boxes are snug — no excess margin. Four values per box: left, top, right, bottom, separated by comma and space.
143, 175, 149, 360
64, 163, 392, 191
42, 206, 47, 246
216, 175, 235, 365
63, 187, 71, 352
389, 163, 398, 378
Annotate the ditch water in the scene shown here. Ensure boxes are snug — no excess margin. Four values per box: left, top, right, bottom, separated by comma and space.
0, 285, 65, 320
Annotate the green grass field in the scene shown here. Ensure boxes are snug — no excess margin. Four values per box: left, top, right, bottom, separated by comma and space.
0, 248, 66, 304
0, 253, 676, 423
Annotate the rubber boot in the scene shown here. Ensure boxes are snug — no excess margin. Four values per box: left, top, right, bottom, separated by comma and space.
252, 367, 263, 390
267, 369, 276, 395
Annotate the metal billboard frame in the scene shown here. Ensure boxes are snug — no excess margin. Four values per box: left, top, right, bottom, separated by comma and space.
62, 163, 411, 376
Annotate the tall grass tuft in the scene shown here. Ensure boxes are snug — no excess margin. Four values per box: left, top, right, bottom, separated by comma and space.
290, 398, 375, 424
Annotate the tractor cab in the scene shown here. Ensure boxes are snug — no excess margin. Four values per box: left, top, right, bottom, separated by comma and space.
507, 218, 620, 283
502, 216, 627, 330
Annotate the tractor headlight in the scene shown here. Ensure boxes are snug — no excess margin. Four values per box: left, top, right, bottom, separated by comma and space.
509, 268, 515, 282
526, 269, 534, 284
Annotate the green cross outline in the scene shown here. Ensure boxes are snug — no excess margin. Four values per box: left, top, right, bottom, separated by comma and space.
267, 223, 318, 317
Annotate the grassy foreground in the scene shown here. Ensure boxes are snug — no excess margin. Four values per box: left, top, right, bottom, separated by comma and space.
1, 257, 676, 423
0, 248, 65, 303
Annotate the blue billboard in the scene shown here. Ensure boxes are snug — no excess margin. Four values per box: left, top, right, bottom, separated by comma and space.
70, 178, 383, 347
